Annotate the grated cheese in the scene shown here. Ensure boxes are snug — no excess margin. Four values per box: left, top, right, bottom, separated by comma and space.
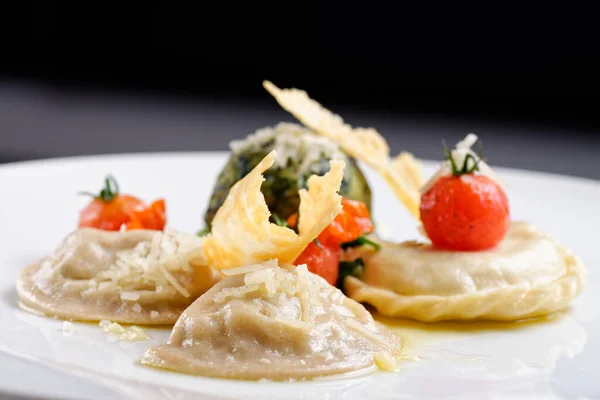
296, 264, 312, 323
213, 284, 261, 303
99, 320, 150, 341
345, 319, 396, 352
221, 260, 278, 276
244, 268, 275, 286
150, 310, 160, 319
159, 266, 190, 297
120, 326, 150, 342
374, 351, 399, 372
132, 303, 142, 313
120, 291, 140, 301
62, 321, 74, 337
273, 316, 313, 332
90, 229, 204, 300
229, 122, 346, 176
100, 320, 125, 334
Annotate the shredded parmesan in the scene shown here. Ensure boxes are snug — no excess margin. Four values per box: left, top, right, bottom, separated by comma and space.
244, 268, 275, 286
296, 264, 312, 323
120, 291, 140, 301
214, 284, 261, 303
89, 229, 205, 301
120, 326, 150, 342
374, 351, 398, 372
229, 122, 347, 176
99, 320, 150, 341
100, 320, 125, 334
62, 321, 74, 337
222, 260, 278, 277
159, 266, 190, 297
273, 316, 313, 332
132, 303, 142, 313
345, 319, 396, 352
150, 310, 160, 319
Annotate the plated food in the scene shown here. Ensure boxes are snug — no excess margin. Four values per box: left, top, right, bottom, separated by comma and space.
263, 81, 587, 322
17, 177, 218, 324
141, 151, 402, 378
141, 261, 401, 379
13, 80, 588, 382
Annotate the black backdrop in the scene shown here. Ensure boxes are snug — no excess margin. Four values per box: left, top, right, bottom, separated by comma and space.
3, 4, 599, 128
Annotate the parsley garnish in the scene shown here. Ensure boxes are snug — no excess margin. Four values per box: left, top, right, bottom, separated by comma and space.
272, 214, 289, 228
197, 227, 210, 237
336, 258, 365, 290
341, 235, 381, 251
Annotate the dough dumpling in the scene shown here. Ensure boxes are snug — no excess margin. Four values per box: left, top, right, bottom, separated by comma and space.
17, 228, 218, 324
141, 261, 403, 379
345, 222, 587, 322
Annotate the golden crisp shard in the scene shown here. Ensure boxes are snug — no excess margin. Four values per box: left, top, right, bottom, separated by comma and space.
203, 150, 344, 269
263, 80, 422, 218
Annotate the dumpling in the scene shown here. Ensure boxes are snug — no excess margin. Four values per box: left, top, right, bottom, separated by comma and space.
17, 228, 219, 324
344, 222, 587, 322
141, 261, 402, 379
142, 150, 403, 379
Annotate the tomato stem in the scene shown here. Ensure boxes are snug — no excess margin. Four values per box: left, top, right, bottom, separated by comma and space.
78, 175, 120, 202
442, 140, 485, 176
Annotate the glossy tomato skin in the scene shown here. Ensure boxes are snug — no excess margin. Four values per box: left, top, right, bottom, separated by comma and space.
294, 240, 341, 286
320, 198, 374, 244
420, 175, 510, 251
289, 197, 373, 285
78, 195, 166, 231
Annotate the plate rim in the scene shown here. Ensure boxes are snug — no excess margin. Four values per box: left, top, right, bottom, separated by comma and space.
1, 150, 599, 188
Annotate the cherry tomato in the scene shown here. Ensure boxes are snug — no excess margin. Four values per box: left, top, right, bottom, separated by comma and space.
320, 198, 374, 244
288, 197, 374, 284
78, 176, 167, 231
420, 174, 510, 251
293, 240, 341, 285
287, 198, 374, 246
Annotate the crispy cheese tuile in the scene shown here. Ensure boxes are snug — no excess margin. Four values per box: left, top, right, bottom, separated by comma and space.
203, 150, 344, 269
263, 80, 422, 218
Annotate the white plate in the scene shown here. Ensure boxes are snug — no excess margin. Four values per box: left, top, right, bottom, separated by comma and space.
0, 152, 598, 400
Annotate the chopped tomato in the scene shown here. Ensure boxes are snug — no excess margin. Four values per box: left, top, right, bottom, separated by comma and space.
288, 197, 374, 284
287, 198, 374, 246
293, 240, 341, 286
320, 198, 374, 244
420, 174, 510, 251
78, 176, 167, 231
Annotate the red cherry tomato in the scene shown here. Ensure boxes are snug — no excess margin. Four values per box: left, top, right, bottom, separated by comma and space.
78, 176, 167, 231
287, 198, 374, 246
293, 240, 341, 285
288, 197, 374, 284
420, 174, 510, 251
320, 198, 374, 244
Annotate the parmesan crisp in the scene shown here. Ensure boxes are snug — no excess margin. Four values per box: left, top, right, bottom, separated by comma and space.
203, 150, 344, 269
263, 80, 423, 218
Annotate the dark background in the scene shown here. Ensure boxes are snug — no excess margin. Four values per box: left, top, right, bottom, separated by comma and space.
1, 4, 599, 178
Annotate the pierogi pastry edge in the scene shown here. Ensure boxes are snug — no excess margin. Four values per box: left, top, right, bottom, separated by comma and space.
345, 222, 587, 322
